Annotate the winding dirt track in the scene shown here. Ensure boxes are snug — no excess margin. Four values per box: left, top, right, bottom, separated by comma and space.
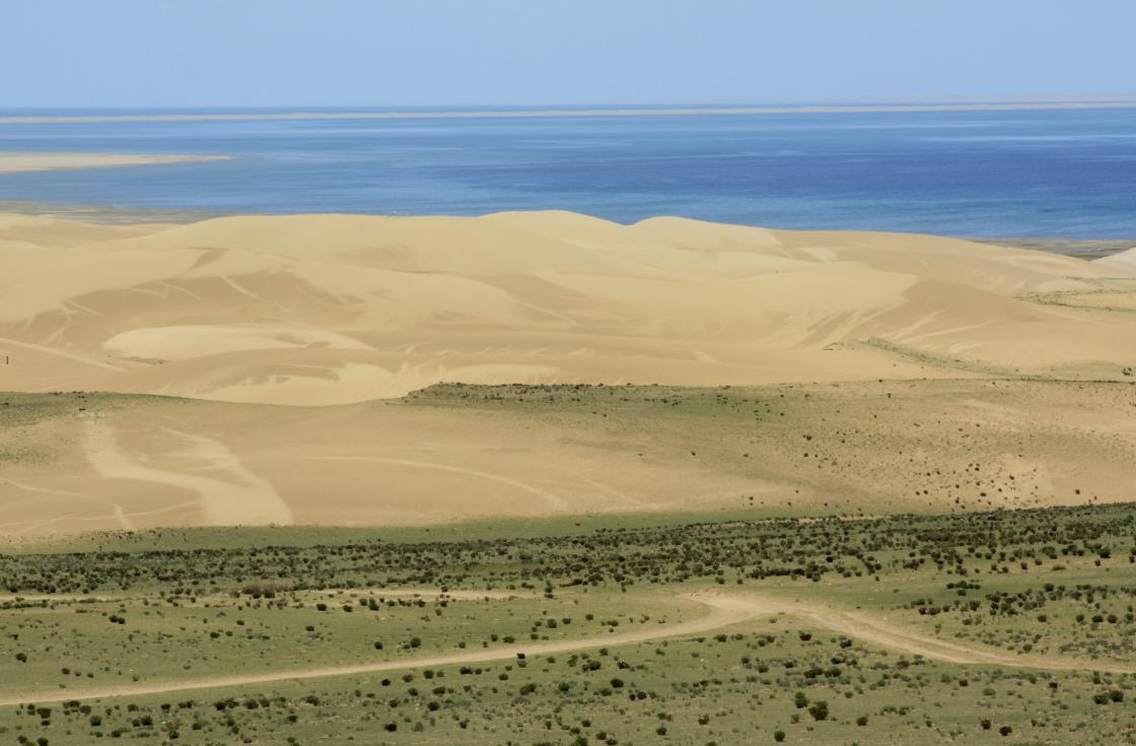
748, 593, 1136, 674
3, 591, 1130, 705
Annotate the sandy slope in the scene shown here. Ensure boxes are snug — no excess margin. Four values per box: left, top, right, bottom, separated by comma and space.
1096, 246, 1136, 273
0, 393, 778, 533
1, 210, 1134, 405
4, 589, 1126, 706
2, 210, 1136, 534
2, 379, 1133, 534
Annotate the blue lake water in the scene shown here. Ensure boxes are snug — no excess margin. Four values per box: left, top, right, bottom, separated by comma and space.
0, 107, 1134, 237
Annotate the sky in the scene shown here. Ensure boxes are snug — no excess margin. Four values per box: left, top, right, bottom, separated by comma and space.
2, 0, 1133, 109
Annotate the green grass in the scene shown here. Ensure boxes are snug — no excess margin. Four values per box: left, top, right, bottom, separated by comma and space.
2, 509, 840, 556
0, 590, 700, 701
8, 625, 1132, 745
3, 503, 1136, 743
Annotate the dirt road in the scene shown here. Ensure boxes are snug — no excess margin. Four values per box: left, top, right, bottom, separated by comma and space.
3, 590, 1128, 705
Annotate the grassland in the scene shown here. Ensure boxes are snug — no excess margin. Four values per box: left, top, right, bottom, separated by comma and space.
2, 502, 1135, 745
2, 382, 1135, 743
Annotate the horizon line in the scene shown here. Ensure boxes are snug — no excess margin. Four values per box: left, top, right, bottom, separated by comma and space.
4, 98, 1136, 125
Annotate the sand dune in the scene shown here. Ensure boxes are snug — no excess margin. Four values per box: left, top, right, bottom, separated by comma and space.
1096, 246, 1136, 273
1, 211, 1134, 405
2, 210, 1135, 534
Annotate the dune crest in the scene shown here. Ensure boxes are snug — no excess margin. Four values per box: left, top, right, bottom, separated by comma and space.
1096, 246, 1136, 273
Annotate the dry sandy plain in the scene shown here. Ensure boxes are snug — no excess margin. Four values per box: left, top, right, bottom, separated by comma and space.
1, 210, 1135, 535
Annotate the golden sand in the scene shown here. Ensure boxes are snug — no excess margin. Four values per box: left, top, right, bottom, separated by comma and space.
2, 211, 1134, 534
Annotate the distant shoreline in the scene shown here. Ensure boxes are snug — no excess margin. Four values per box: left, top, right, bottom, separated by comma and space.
0, 152, 229, 173
3, 100, 1136, 125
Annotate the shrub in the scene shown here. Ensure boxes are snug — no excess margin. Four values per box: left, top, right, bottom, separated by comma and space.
808, 700, 829, 721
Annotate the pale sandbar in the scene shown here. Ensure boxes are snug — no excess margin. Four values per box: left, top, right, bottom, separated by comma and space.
0, 152, 229, 174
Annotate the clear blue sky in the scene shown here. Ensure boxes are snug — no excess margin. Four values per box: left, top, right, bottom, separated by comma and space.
3, 0, 1133, 109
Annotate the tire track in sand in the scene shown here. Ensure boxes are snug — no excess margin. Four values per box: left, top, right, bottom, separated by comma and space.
83, 421, 293, 527
313, 455, 569, 511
